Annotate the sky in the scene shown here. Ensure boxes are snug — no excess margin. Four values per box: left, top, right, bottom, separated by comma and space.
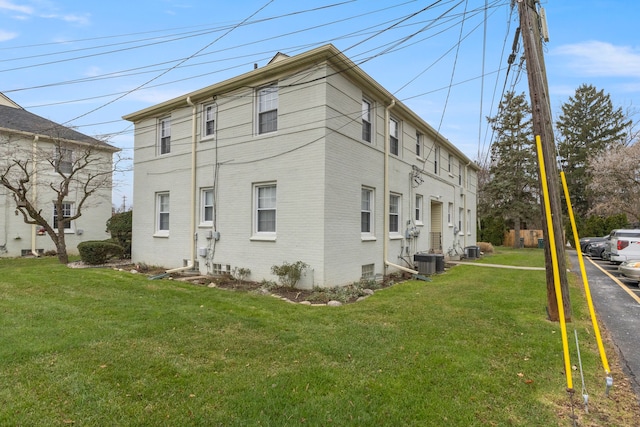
1, 0, 639, 210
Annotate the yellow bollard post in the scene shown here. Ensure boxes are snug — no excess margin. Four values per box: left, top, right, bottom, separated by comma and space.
560, 171, 612, 386
535, 135, 573, 391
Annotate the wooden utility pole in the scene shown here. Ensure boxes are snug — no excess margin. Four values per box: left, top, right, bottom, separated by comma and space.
517, 0, 571, 321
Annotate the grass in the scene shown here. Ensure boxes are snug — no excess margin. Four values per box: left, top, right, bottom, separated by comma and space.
1, 250, 638, 426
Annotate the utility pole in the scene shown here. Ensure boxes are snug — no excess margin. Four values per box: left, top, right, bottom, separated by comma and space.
517, 0, 571, 321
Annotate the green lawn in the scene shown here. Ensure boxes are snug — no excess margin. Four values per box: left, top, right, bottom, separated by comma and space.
0, 250, 637, 426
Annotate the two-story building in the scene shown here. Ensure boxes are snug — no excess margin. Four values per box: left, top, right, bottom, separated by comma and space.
124, 44, 478, 287
0, 93, 118, 257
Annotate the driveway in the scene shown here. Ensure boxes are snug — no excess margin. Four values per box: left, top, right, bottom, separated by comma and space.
567, 249, 640, 395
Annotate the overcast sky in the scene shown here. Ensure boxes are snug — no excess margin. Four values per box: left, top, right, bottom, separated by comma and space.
1, 0, 639, 208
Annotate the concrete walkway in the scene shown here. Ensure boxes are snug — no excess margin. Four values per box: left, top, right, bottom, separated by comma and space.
447, 260, 546, 271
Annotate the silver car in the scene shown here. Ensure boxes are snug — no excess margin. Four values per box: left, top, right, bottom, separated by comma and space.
618, 260, 640, 283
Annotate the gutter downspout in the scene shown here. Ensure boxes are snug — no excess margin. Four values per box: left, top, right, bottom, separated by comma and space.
31, 135, 39, 257
383, 100, 418, 275
166, 97, 197, 274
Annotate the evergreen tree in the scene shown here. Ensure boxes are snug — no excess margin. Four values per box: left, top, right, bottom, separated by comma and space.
480, 92, 539, 247
556, 84, 630, 217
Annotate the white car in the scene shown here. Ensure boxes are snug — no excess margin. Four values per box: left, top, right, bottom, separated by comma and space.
619, 260, 640, 283
609, 229, 640, 263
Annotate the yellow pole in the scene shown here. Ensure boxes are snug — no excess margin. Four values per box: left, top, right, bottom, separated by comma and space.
535, 135, 573, 391
560, 171, 611, 374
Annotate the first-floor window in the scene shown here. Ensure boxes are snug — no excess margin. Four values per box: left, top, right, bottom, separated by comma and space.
467, 209, 471, 234
415, 194, 423, 223
361, 187, 374, 234
256, 183, 276, 233
201, 188, 214, 224
157, 192, 170, 234
389, 194, 400, 233
53, 202, 73, 230
448, 202, 453, 225
458, 207, 464, 232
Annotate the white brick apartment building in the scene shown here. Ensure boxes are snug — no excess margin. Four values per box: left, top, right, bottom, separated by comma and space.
123, 44, 478, 288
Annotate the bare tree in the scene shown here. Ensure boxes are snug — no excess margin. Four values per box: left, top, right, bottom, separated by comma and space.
0, 133, 119, 264
588, 142, 640, 224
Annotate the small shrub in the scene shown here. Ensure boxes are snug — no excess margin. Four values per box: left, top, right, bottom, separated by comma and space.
232, 267, 251, 283
477, 242, 494, 254
78, 240, 124, 265
259, 279, 279, 290
106, 211, 132, 257
271, 261, 308, 288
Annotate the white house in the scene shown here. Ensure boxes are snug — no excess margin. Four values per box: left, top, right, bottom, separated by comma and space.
123, 44, 478, 287
0, 93, 118, 257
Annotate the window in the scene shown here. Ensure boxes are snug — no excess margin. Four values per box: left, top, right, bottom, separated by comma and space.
415, 194, 423, 224
361, 187, 374, 234
201, 188, 214, 225
361, 263, 375, 279
448, 154, 453, 173
55, 147, 73, 175
158, 117, 171, 154
416, 132, 422, 157
458, 208, 464, 232
156, 192, 170, 234
434, 145, 440, 174
467, 209, 471, 234
389, 194, 400, 233
389, 118, 399, 156
257, 85, 278, 134
53, 202, 73, 231
202, 103, 216, 138
255, 183, 276, 234
459, 163, 463, 185
447, 202, 453, 226
362, 99, 372, 142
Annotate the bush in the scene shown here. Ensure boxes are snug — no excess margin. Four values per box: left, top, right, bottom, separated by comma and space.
477, 242, 494, 254
78, 240, 124, 265
271, 261, 308, 288
106, 211, 132, 257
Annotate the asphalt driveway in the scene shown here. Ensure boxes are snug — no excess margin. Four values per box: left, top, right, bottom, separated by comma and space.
567, 249, 640, 396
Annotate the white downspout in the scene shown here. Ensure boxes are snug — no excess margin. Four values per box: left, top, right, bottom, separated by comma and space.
166, 97, 197, 274
31, 135, 39, 257
384, 100, 418, 275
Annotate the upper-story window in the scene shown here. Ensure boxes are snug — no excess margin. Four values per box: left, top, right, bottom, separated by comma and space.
202, 103, 216, 139
362, 99, 372, 142
459, 163, 463, 185
389, 118, 399, 156
158, 116, 171, 155
55, 147, 73, 175
416, 132, 422, 157
434, 145, 440, 174
257, 85, 278, 134
448, 154, 453, 173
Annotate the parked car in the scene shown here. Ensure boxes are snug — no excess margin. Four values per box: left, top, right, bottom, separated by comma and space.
618, 260, 640, 283
609, 229, 640, 263
579, 236, 607, 253
587, 239, 608, 258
